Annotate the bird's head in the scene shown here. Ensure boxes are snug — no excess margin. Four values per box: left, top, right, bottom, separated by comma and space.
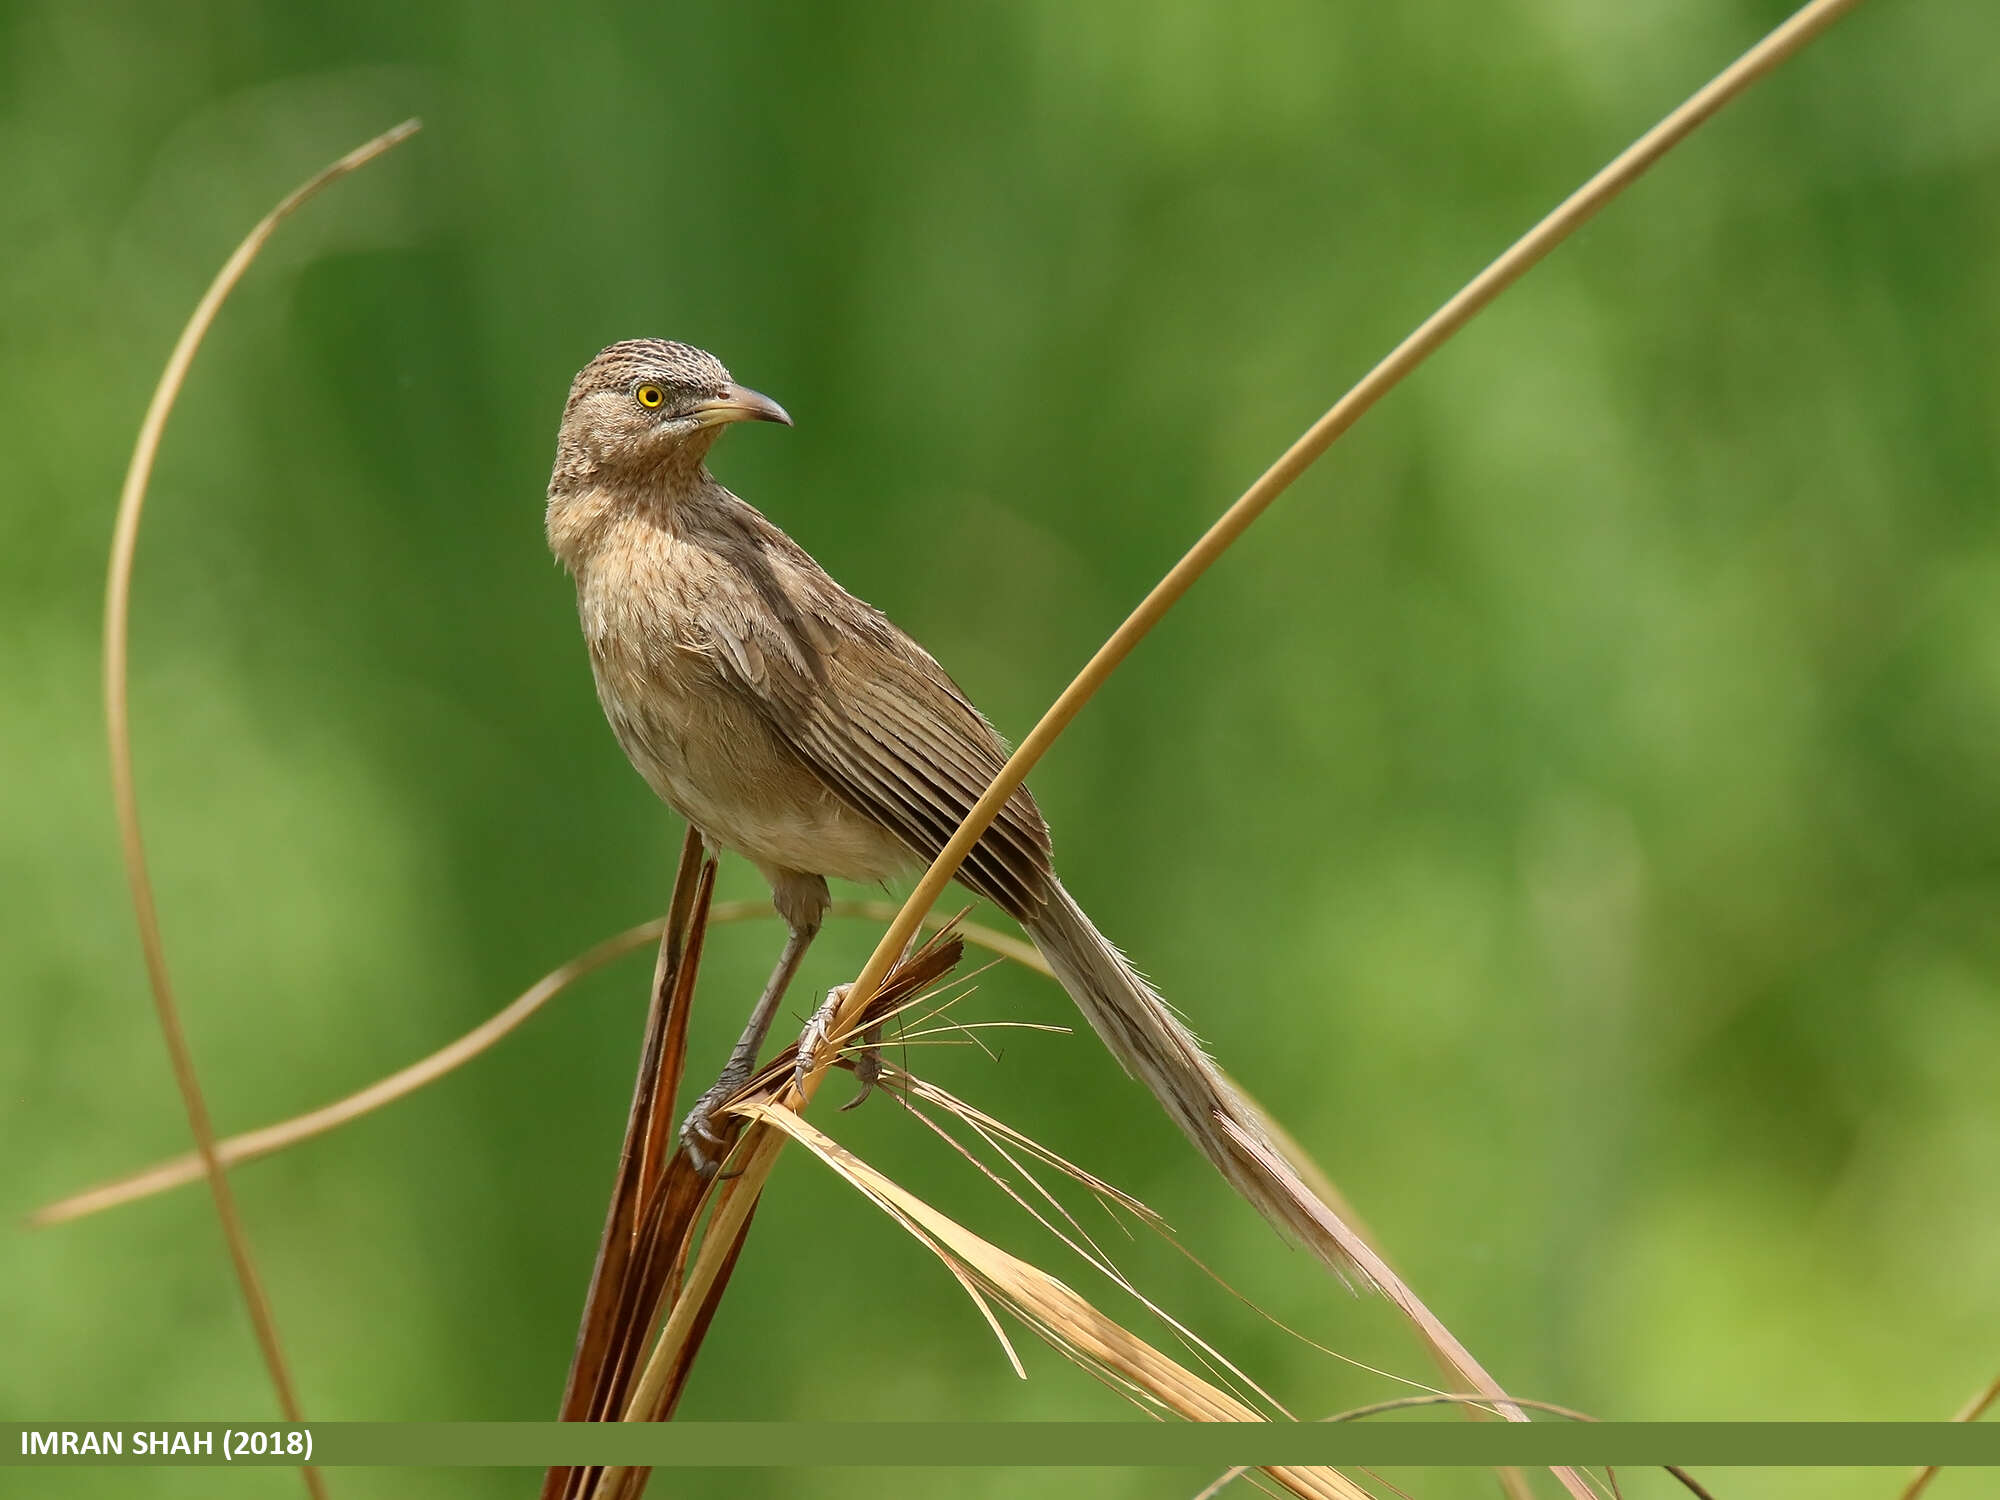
552, 338, 791, 485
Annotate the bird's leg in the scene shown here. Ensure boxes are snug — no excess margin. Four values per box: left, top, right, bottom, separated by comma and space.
679, 870, 826, 1174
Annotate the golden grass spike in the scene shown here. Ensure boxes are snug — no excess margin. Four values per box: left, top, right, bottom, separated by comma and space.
104, 116, 420, 1497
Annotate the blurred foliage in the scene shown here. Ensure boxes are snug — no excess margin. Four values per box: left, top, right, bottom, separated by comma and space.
5, 1, 1998, 1497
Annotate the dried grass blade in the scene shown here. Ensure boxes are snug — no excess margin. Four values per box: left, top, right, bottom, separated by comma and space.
741, 1102, 1372, 1500
894, 1076, 1450, 1416
1198, 1395, 1722, 1500
880, 1071, 1286, 1419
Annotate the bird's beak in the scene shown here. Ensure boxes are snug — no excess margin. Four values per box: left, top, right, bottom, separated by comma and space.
690, 384, 793, 428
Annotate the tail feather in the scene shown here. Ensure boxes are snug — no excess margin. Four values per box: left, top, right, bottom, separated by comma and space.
1024, 879, 1371, 1287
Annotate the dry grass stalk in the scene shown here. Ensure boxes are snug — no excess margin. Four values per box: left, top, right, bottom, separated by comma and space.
623, 931, 975, 1421
31, 915, 663, 1226
41, 873, 1509, 1484
103, 116, 420, 1499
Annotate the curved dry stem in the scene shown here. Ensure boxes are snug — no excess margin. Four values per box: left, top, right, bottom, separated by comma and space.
1898, 1368, 2000, 1500
631, 1, 1866, 1481
104, 117, 418, 1487
35, 914, 656, 1226
30, 901, 1041, 1227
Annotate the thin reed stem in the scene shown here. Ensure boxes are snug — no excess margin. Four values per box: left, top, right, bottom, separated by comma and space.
835, 0, 1868, 1068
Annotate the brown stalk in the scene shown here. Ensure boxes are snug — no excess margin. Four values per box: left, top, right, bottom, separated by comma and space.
626, 1, 1867, 1483
547, 829, 711, 1500
104, 117, 419, 1497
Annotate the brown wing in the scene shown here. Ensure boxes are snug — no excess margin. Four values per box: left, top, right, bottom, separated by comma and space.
689, 496, 1054, 921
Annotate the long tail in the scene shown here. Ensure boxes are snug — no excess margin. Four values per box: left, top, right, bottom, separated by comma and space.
1023, 878, 1371, 1286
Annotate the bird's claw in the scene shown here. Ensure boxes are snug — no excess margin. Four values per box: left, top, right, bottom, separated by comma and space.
839, 1039, 882, 1112
678, 1067, 749, 1176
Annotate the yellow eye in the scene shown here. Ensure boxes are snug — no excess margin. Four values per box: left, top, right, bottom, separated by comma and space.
635, 384, 665, 409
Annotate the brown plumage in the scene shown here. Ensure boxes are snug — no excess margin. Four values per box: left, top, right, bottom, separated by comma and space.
547, 339, 1344, 1272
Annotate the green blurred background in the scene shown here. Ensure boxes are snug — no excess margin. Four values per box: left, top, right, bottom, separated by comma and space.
6, 1, 1997, 1496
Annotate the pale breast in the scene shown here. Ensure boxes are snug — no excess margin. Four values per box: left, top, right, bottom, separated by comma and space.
576, 527, 915, 886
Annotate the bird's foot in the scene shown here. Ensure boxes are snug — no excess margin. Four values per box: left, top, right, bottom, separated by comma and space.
839, 1022, 884, 1112
794, 987, 883, 1109
678, 1063, 752, 1176
793, 985, 850, 1090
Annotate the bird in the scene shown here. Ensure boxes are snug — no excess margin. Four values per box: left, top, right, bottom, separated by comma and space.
545, 338, 1347, 1266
